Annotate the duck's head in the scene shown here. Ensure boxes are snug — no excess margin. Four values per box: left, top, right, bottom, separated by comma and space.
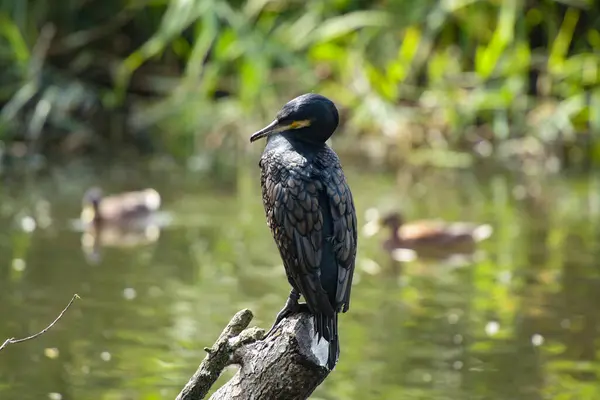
249, 93, 339, 145
381, 212, 405, 230
362, 209, 405, 238
81, 187, 103, 224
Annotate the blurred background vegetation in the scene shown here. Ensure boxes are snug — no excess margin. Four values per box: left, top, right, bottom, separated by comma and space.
0, 0, 598, 175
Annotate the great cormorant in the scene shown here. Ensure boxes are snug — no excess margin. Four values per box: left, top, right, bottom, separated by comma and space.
250, 93, 357, 370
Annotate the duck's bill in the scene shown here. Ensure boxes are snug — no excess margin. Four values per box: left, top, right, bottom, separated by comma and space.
362, 208, 383, 237
250, 120, 283, 142
80, 206, 96, 224
362, 219, 382, 237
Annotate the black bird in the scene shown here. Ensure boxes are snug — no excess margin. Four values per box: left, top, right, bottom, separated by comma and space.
250, 93, 357, 370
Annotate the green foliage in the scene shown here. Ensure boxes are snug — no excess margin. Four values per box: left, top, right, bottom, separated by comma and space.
0, 0, 598, 170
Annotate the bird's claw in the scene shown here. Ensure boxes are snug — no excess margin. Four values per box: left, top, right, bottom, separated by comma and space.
263, 323, 280, 338
264, 307, 294, 338
263, 300, 309, 339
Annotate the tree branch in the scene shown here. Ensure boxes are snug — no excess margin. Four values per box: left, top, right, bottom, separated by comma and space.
0, 294, 80, 352
175, 309, 264, 400
177, 310, 331, 400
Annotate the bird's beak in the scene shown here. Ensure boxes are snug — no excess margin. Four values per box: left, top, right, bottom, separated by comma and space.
250, 119, 283, 143
81, 205, 96, 224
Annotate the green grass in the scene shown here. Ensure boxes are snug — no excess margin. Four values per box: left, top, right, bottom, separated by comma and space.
0, 0, 598, 172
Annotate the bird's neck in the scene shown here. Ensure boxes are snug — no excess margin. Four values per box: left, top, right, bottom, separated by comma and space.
267, 133, 326, 154
389, 224, 402, 241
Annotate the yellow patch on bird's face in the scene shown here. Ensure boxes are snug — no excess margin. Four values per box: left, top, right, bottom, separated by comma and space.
80, 206, 96, 224
289, 120, 311, 129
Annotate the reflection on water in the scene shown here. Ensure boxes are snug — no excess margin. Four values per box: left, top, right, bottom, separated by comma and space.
78, 211, 172, 265
0, 160, 599, 400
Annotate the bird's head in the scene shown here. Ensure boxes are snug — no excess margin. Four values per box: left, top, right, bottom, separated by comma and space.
249, 93, 339, 145
381, 212, 405, 230
362, 209, 405, 238
83, 187, 103, 206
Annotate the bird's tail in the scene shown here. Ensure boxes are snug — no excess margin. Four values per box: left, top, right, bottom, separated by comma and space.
315, 312, 339, 370
328, 314, 339, 371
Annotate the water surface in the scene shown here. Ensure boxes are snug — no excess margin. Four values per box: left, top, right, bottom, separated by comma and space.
0, 158, 599, 400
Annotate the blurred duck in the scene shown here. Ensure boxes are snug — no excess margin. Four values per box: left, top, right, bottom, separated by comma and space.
79, 187, 163, 264
364, 209, 493, 259
80, 187, 161, 227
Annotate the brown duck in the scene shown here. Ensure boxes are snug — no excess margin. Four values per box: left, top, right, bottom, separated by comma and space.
80, 187, 161, 226
365, 210, 493, 258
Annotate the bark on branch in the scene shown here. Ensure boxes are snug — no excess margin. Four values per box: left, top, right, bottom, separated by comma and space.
176, 310, 331, 400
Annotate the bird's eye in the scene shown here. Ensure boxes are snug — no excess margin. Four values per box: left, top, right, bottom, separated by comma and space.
289, 120, 311, 129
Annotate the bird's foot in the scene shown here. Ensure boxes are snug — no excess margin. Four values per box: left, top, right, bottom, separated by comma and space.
264, 290, 307, 338
264, 302, 298, 338
296, 303, 310, 313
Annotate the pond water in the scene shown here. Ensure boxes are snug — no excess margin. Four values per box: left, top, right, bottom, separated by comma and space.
0, 155, 599, 400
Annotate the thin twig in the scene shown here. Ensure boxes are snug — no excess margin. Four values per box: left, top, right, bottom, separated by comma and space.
0, 294, 80, 352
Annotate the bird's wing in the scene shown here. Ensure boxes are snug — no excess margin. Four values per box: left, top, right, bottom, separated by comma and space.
321, 163, 357, 313
261, 162, 336, 317
99, 192, 152, 219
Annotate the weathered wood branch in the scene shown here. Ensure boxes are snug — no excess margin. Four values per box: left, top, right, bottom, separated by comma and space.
175, 309, 263, 400
176, 310, 331, 400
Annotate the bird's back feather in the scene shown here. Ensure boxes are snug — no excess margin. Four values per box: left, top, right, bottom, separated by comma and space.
259, 135, 357, 369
